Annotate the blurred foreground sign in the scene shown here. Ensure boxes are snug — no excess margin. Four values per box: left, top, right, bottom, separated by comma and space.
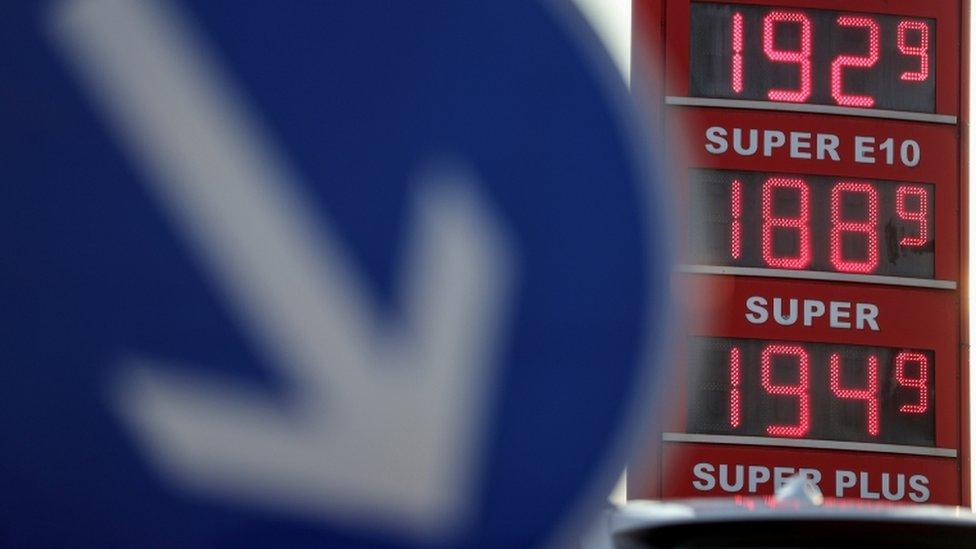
0, 0, 669, 546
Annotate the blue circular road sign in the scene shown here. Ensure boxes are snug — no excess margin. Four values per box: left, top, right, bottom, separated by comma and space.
0, 1, 670, 546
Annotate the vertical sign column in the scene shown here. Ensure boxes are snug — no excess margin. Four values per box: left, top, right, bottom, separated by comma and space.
632, 0, 967, 504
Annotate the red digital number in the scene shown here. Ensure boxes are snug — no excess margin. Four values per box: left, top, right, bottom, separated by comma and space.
731, 12, 745, 93
830, 181, 879, 273
831, 16, 880, 107
730, 179, 743, 259
896, 351, 929, 414
728, 12, 931, 108
762, 177, 811, 269
898, 20, 930, 82
829, 353, 880, 436
729, 346, 742, 428
760, 344, 810, 438
762, 11, 812, 102
896, 185, 929, 247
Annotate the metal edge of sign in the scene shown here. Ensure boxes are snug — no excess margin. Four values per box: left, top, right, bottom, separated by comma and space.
677, 265, 959, 290
662, 432, 958, 458
665, 96, 959, 125
954, 0, 971, 507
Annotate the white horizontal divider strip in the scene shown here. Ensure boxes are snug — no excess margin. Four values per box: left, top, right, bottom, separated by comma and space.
665, 96, 958, 124
677, 264, 958, 290
662, 432, 957, 458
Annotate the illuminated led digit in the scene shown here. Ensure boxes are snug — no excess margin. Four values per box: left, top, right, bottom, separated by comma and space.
830, 181, 879, 273
762, 177, 811, 269
896, 185, 929, 247
896, 351, 929, 414
831, 16, 880, 108
729, 346, 741, 428
763, 11, 812, 102
829, 353, 880, 436
730, 179, 743, 259
898, 20, 930, 82
760, 344, 810, 438
731, 12, 745, 93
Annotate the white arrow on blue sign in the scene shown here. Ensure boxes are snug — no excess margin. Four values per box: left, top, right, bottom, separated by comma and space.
53, 0, 513, 539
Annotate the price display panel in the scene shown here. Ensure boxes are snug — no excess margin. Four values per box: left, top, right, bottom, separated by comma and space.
633, 0, 966, 505
689, 169, 935, 278
687, 337, 935, 446
690, 3, 935, 112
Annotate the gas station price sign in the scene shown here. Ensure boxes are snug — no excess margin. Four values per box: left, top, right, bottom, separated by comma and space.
690, 3, 935, 112
633, 0, 965, 504
687, 337, 935, 446
689, 169, 935, 278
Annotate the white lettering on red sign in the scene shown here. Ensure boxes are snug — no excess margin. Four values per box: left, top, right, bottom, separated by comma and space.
691, 462, 929, 502
745, 296, 880, 331
704, 126, 921, 167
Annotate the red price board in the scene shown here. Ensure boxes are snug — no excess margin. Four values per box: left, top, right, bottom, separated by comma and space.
632, 0, 968, 505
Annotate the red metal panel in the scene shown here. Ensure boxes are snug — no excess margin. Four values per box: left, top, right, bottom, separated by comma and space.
661, 443, 959, 504
632, 0, 967, 505
630, 0, 669, 500
675, 110, 958, 183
